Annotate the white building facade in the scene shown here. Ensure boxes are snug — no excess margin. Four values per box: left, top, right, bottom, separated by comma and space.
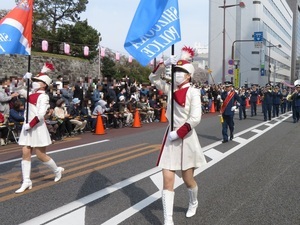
208, 0, 293, 87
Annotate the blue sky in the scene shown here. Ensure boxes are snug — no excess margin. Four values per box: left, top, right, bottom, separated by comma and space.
1, 0, 209, 56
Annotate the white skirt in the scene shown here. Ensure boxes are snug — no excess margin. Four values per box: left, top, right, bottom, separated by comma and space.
18, 122, 52, 147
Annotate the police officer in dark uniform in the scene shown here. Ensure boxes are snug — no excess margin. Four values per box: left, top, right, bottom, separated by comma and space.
262, 83, 273, 121
291, 83, 300, 123
220, 81, 241, 143
272, 85, 282, 117
249, 84, 259, 116
238, 87, 247, 120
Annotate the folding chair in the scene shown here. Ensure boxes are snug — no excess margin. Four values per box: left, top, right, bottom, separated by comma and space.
6, 122, 23, 144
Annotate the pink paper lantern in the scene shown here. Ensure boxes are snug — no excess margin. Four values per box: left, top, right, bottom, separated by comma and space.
42, 40, 48, 51
64, 43, 70, 55
101, 47, 106, 57
128, 55, 133, 63
116, 52, 120, 61
159, 57, 164, 63
83, 46, 89, 56
150, 59, 154, 65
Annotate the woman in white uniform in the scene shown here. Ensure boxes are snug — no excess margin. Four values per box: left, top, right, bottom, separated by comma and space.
15, 68, 64, 194
149, 47, 206, 225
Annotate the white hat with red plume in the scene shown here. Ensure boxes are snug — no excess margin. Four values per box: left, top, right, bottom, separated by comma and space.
31, 62, 55, 86
174, 46, 195, 77
41, 62, 55, 74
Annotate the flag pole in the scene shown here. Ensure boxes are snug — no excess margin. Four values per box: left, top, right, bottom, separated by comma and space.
170, 45, 175, 131
26, 55, 31, 123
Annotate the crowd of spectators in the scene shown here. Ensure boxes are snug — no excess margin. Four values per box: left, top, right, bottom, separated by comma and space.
0, 75, 296, 145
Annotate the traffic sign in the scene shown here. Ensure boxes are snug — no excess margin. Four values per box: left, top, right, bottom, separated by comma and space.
254, 32, 263, 42
228, 69, 233, 75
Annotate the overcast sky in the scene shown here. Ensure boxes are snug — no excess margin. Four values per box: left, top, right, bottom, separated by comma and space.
1, 0, 209, 56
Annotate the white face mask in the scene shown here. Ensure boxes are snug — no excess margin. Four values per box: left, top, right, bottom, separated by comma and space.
175, 72, 187, 86
32, 82, 40, 91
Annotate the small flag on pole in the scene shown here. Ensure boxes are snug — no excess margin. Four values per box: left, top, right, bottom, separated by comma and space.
0, 0, 33, 55
124, 0, 181, 66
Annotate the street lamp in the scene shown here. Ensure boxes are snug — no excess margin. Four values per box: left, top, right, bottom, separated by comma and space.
219, 1, 245, 83
98, 35, 102, 83
267, 43, 281, 84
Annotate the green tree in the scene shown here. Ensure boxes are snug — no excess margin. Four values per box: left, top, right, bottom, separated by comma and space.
101, 56, 116, 81
34, 0, 89, 33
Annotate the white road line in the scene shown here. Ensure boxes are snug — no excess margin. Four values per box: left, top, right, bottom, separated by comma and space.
19, 113, 292, 225
19, 167, 161, 225
204, 148, 224, 160
0, 140, 110, 165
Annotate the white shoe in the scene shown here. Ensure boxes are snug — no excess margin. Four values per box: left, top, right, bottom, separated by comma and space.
15, 180, 32, 193
0, 138, 6, 146
54, 167, 64, 182
186, 186, 198, 217
186, 201, 198, 217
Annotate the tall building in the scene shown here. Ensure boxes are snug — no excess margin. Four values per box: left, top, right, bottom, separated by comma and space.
286, 0, 300, 82
209, 0, 293, 86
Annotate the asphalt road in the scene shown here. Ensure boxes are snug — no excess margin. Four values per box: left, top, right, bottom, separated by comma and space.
0, 107, 299, 225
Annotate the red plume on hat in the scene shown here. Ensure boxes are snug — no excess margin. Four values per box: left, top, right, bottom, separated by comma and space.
180, 46, 195, 61
41, 62, 55, 74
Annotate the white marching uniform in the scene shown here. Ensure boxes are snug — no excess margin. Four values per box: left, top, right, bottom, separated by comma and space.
149, 73, 206, 171
18, 90, 52, 147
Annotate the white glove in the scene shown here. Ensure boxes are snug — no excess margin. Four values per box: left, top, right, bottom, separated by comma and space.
164, 55, 177, 67
168, 130, 179, 141
23, 72, 32, 80
236, 102, 240, 107
231, 106, 237, 111
23, 123, 31, 131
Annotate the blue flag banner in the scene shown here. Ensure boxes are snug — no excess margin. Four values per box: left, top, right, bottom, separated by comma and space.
124, 0, 181, 66
0, 0, 33, 55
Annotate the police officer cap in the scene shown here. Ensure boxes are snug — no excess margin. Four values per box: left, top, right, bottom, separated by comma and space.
224, 81, 233, 87
265, 83, 271, 87
295, 84, 300, 87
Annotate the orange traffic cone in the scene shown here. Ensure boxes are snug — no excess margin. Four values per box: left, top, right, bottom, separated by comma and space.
246, 98, 250, 107
257, 96, 261, 105
132, 109, 141, 128
94, 115, 105, 135
210, 101, 216, 113
160, 107, 168, 123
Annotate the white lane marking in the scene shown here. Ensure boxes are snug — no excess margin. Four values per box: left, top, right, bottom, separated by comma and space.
204, 148, 224, 160
19, 167, 161, 225
47, 207, 86, 225
150, 171, 182, 190
20, 113, 292, 225
233, 136, 247, 143
0, 140, 110, 165
252, 129, 263, 134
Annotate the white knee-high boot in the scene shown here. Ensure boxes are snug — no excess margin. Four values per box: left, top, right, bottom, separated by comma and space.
162, 190, 175, 225
43, 158, 64, 182
186, 185, 198, 217
15, 160, 32, 193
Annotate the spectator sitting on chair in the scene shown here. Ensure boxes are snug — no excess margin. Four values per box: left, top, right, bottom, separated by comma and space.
118, 95, 133, 127
0, 111, 8, 145
68, 98, 87, 133
53, 98, 73, 137
45, 107, 60, 141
